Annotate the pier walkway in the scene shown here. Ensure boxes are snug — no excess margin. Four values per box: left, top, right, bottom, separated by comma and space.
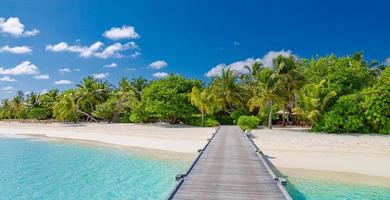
167, 125, 292, 199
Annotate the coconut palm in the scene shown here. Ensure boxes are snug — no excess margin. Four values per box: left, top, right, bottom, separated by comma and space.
293, 80, 337, 126
188, 86, 216, 126
273, 55, 304, 126
40, 89, 60, 118
248, 68, 282, 129
76, 77, 111, 118
211, 69, 243, 113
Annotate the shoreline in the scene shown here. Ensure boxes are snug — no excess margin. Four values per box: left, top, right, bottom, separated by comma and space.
252, 127, 390, 180
0, 121, 215, 154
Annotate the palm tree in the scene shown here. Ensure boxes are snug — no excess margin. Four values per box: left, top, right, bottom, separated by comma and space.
131, 76, 148, 99
293, 80, 337, 126
273, 55, 304, 126
211, 69, 243, 113
76, 77, 110, 120
188, 86, 216, 126
40, 89, 60, 118
248, 68, 282, 129
53, 90, 78, 122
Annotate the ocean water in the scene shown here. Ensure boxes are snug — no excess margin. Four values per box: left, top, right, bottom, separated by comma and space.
286, 176, 390, 200
0, 137, 188, 200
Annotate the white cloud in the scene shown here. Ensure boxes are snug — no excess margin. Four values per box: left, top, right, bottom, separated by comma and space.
46, 41, 138, 59
0, 61, 39, 75
152, 72, 169, 78
1, 86, 14, 93
131, 51, 141, 58
0, 45, 32, 54
0, 76, 16, 82
92, 73, 109, 79
74, 68, 80, 72
54, 80, 72, 85
261, 50, 293, 67
205, 50, 295, 77
0, 17, 39, 37
59, 68, 71, 74
104, 63, 118, 68
103, 25, 140, 40
233, 41, 240, 46
149, 60, 168, 69
34, 74, 50, 80
205, 58, 261, 77
125, 68, 136, 71
384, 57, 390, 65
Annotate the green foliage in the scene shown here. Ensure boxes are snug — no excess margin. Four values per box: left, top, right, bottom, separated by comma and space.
304, 55, 374, 99
215, 115, 234, 125
140, 75, 199, 124
211, 69, 243, 112
237, 115, 260, 131
183, 116, 219, 127
230, 109, 250, 125
27, 107, 50, 120
0, 52, 388, 134
129, 112, 143, 123
92, 99, 117, 122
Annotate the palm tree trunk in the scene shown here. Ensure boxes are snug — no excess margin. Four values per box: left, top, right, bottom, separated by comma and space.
201, 111, 204, 127
268, 100, 273, 129
76, 109, 97, 122
282, 106, 286, 127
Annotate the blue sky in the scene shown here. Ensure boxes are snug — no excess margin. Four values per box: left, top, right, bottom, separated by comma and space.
0, 0, 390, 98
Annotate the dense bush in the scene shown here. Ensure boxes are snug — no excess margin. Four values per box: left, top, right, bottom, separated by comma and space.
237, 115, 260, 131
215, 115, 234, 125
184, 116, 219, 127
230, 109, 250, 125
27, 107, 50, 120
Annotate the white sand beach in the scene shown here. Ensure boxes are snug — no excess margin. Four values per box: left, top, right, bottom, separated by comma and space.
252, 127, 390, 180
0, 121, 214, 153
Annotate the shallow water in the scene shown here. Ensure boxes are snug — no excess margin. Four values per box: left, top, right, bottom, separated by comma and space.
0, 137, 188, 200
286, 175, 390, 200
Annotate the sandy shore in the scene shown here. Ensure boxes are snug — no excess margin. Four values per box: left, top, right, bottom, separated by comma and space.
252, 127, 390, 180
0, 121, 215, 153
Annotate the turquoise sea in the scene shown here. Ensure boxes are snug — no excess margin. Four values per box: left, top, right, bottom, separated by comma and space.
1, 137, 390, 200
285, 174, 390, 200
0, 137, 187, 200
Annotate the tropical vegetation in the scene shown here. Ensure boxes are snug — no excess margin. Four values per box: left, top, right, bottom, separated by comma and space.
0, 52, 388, 134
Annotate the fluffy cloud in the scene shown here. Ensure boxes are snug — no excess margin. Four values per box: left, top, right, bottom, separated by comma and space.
103, 63, 118, 68
205, 58, 261, 77
261, 50, 293, 67
54, 80, 72, 85
152, 72, 169, 78
0, 17, 39, 37
59, 68, 71, 74
149, 60, 168, 69
92, 73, 109, 79
205, 50, 294, 77
0, 45, 32, 54
131, 51, 141, 58
103, 25, 140, 40
46, 41, 138, 59
0, 76, 16, 82
34, 74, 50, 80
0, 61, 39, 75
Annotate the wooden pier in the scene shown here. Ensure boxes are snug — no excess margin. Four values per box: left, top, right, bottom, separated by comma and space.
167, 125, 292, 200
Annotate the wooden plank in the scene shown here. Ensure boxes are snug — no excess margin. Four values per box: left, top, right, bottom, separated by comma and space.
167, 126, 292, 200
